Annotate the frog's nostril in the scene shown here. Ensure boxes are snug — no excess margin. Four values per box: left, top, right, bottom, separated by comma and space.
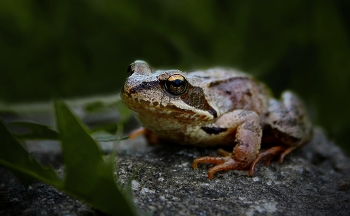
127, 64, 134, 76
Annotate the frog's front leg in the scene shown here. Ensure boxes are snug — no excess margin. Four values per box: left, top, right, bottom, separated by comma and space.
192, 110, 262, 179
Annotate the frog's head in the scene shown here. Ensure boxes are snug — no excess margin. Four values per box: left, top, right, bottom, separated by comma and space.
121, 61, 217, 131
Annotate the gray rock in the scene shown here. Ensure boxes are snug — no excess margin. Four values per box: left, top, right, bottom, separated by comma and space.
117, 128, 350, 215
1, 128, 350, 216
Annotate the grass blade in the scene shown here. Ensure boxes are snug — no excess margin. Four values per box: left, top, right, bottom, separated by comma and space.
11, 121, 59, 140
54, 99, 136, 216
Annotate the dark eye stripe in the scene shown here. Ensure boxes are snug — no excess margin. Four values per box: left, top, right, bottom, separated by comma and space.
128, 81, 159, 93
180, 85, 217, 118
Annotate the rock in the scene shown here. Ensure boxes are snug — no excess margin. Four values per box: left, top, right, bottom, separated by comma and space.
1, 128, 350, 215
117, 128, 350, 215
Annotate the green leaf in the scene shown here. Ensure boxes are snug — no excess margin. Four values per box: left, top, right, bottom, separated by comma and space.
54, 99, 136, 216
0, 118, 62, 187
91, 130, 129, 142
11, 121, 59, 140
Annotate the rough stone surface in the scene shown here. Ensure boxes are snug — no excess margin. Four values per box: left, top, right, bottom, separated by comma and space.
0, 106, 350, 215
117, 128, 350, 215
1, 127, 350, 215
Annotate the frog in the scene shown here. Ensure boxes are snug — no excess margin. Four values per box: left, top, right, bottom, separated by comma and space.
121, 60, 313, 179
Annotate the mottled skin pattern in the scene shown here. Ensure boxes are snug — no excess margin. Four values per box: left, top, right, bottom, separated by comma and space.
121, 61, 313, 179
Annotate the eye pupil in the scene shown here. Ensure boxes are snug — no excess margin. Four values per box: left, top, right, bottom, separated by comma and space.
165, 74, 188, 95
172, 79, 183, 87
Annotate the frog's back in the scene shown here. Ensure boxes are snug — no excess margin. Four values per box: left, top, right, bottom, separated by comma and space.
187, 68, 270, 117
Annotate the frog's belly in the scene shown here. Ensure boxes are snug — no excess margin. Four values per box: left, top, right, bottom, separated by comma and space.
149, 124, 236, 146
136, 111, 235, 146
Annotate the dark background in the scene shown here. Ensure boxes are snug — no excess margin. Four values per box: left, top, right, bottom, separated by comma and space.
0, 0, 349, 154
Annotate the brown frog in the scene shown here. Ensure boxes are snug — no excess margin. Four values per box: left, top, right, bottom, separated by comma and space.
121, 60, 313, 179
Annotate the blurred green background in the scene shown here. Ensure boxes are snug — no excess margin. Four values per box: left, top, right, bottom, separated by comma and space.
0, 0, 349, 154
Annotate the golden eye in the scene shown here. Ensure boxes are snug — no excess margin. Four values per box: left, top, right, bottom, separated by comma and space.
165, 74, 188, 95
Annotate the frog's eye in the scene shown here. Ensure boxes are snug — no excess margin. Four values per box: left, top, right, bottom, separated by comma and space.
127, 63, 134, 76
165, 74, 188, 95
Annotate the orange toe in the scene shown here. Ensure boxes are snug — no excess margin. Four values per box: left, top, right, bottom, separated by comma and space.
192, 156, 226, 169
193, 156, 247, 180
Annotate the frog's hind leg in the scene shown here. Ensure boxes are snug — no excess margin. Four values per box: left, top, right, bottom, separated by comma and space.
264, 91, 312, 144
249, 91, 312, 175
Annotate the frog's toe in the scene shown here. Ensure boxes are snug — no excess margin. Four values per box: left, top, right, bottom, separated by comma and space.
278, 146, 297, 163
192, 156, 226, 169
128, 127, 146, 139
207, 158, 242, 180
193, 156, 244, 180
248, 146, 290, 176
263, 155, 275, 166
